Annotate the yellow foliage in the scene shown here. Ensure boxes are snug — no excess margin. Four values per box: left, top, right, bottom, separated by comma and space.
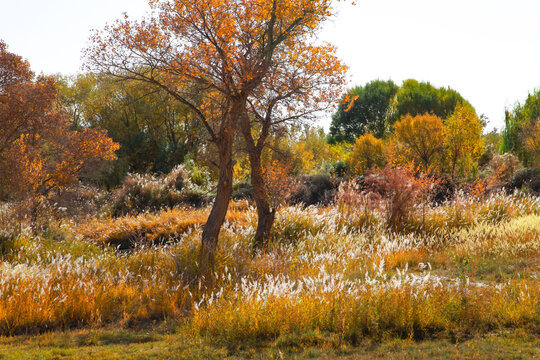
346, 133, 386, 174
525, 122, 540, 169
289, 127, 347, 174
444, 103, 484, 176
393, 113, 445, 172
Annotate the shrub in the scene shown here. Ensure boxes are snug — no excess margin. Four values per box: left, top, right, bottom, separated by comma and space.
485, 153, 522, 190
334, 180, 383, 232
506, 168, 540, 195
364, 166, 421, 231
430, 174, 457, 204
111, 165, 212, 215
48, 184, 110, 219
232, 183, 253, 200
346, 132, 387, 175
289, 174, 337, 207
329, 161, 350, 178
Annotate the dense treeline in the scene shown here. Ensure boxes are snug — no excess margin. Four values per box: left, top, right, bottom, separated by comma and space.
1, 37, 538, 204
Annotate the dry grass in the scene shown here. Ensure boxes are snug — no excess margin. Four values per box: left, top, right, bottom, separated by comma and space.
0, 192, 538, 347
78, 206, 249, 249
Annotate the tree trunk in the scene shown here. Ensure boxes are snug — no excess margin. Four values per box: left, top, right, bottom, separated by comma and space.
199, 123, 236, 270
238, 109, 275, 250
249, 149, 275, 249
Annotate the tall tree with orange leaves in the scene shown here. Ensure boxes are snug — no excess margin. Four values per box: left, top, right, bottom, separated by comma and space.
0, 41, 118, 205
85, 0, 348, 266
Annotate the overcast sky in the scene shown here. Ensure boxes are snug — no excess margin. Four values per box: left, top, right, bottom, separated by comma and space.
1, 0, 539, 131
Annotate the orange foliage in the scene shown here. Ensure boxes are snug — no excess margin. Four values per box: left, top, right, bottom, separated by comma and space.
0, 41, 119, 200
263, 160, 295, 208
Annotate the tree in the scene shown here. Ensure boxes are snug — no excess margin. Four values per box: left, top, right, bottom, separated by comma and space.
525, 122, 540, 169
388, 79, 469, 124
85, 0, 348, 267
0, 41, 118, 204
443, 103, 484, 177
56, 74, 205, 185
393, 113, 444, 172
289, 127, 346, 175
502, 89, 540, 166
329, 80, 398, 142
346, 133, 386, 174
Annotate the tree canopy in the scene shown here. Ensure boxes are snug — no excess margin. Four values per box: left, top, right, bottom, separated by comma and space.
502, 89, 540, 167
389, 79, 468, 123
329, 79, 472, 145
393, 113, 445, 172
0, 41, 118, 201
443, 103, 484, 176
329, 80, 398, 142
56, 74, 205, 185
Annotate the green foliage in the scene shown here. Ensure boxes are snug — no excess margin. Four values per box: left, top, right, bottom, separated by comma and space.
329, 80, 398, 142
502, 89, 540, 166
56, 74, 204, 186
389, 79, 470, 124
329, 161, 350, 177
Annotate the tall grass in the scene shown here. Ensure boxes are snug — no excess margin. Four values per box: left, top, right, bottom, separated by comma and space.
0, 192, 537, 344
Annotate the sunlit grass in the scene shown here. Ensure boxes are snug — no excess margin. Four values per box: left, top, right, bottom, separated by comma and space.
0, 192, 537, 349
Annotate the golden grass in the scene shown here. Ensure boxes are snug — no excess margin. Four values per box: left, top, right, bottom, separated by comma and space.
78, 206, 249, 249
0, 193, 538, 344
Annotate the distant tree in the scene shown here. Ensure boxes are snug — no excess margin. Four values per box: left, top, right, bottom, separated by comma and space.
0, 41, 118, 203
288, 127, 347, 175
329, 80, 398, 142
478, 129, 502, 168
526, 122, 540, 169
347, 133, 386, 174
56, 74, 204, 184
443, 103, 484, 177
483, 129, 502, 153
393, 113, 444, 172
502, 89, 540, 166
388, 79, 469, 124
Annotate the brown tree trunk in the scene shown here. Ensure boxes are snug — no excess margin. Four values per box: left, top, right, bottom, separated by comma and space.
238, 110, 276, 250
199, 117, 237, 270
249, 149, 275, 250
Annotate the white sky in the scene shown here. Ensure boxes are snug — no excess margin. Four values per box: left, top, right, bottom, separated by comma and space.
1, 0, 539, 131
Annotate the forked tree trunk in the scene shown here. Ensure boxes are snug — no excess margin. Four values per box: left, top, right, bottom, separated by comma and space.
199, 126, 235, 270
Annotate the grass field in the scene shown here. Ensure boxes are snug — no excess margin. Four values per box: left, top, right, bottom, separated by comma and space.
0, 192, 538, 358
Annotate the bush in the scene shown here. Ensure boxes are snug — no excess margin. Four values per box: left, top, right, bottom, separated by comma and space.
485, 154, 522, 189
232, 183, 253, 200
365, 166, 420, 231
329, 161, 350, 178
111, 165, 212, 215
431, 174, 457, 204
506, 168, 540, 194
289, 174, 337, 206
